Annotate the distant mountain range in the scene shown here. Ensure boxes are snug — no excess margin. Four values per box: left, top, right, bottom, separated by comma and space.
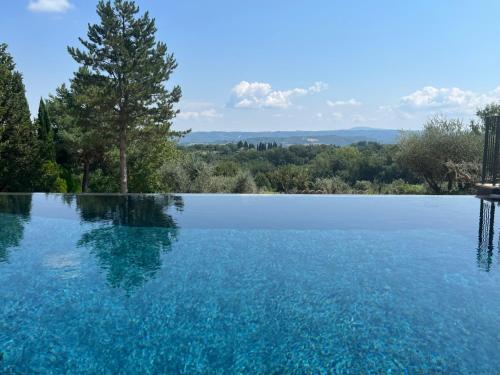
179, 127, 403, 146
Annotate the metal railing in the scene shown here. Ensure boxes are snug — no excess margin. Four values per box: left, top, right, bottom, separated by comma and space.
482, 115, 500, 184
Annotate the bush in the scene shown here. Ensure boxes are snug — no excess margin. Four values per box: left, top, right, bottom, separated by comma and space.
214, 160, 240, 177
160, 162, 191, 192
200, 175, 234, 193
37, 161, 67, 193
269, 165, 310, 193
313, 177, 352, 194
254, 172, 272, 190
233, 172, 257, 193
353, 180, 374, 194
89, 168, 118, 193
382, 179, 427, 194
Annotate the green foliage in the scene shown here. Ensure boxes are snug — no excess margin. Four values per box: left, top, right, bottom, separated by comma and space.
47, 76, 113, 192
476, 103, 500, 129
270, 165, 310, 193
36, 98, 55, 161
128, 135, 179, 193
68, 0, 182, 193
313, 177, 352, 194
36, 161, 68, 193
255, 172, 272, 190
89, 168, 119, 193
61, 168, 81, 193
0, 43, 41, 192
160, 159, 193, 193
398, 116, 482, 193
174, 140, 451, 195
214, 160, 240, 177
353, 180, 374, 193
381, 179, 426, 194
233, 172, 257, 193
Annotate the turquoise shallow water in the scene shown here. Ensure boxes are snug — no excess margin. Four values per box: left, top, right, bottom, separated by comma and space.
1, 194, 500, 374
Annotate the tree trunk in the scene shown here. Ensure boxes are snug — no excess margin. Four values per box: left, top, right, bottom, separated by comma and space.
423, 175, 441, 194
82, 161, 90, 193
447, 176, 453, 192
119, 125, 128, 194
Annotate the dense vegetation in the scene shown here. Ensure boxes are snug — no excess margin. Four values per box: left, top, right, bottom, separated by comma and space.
0, 0, 495, 195
163, 119, 483, 195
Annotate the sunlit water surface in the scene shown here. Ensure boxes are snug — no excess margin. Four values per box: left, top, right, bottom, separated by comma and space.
1, 194, 500, 374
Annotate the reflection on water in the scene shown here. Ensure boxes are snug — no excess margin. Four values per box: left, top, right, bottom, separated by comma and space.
2, 194, 499, 284
73, 195, 183, 292
0, 195, 32, 262
478, 199, 498, 272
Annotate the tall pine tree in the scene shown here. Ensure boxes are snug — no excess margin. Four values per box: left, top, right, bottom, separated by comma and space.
68, 0, 182, 193
0, 43, 40, 192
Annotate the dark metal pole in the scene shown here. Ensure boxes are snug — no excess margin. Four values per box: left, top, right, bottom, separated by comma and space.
492, 116, 500, 185
482, 118, 491, 183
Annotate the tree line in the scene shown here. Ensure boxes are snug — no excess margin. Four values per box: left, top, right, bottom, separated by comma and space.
168, 118, 484, 195
0, 0, 496, 194
1, 0, 181, 193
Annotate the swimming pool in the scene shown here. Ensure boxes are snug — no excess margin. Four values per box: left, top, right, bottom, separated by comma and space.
0, 194, 499, 373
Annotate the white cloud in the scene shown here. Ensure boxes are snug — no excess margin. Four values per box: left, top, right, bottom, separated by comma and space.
228, 81, 327, 109
326, 98, 362, 107
399, 86, 500, 114
332, 112, 344, 119
308, 81, 329, 93
28, 0, 73, 13
177, 108, 222, 120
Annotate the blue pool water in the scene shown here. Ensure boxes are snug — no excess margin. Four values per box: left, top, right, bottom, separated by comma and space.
1, 194, 500, 374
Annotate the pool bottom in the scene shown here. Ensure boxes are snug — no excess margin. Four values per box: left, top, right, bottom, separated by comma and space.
1, 213, 499, 374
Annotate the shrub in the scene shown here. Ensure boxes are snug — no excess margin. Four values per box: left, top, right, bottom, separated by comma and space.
233, 172, 257, 193
254, 172, 272, 190
160, 162, 191, 193
89, 168, 118, 193
313, 177, 352, 194
37, 161, 67, 193
382, 179, 427, 194
269, 165, 310, 193
214, 160, 240, 177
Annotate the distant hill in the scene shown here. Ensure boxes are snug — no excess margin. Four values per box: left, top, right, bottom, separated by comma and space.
179, 128, 402, 146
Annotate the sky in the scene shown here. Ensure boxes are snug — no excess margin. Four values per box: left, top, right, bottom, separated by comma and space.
2, 0, 500, 132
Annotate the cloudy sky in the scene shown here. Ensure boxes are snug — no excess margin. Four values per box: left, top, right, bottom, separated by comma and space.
2, 0, 500, 132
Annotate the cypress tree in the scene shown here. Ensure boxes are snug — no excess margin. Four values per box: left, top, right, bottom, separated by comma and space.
68, 0, 181, 193
0, 43, 39, 191
36, 98, 55, 161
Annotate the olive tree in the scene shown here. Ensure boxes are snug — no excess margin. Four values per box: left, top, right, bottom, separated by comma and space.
398, 116, 482, 193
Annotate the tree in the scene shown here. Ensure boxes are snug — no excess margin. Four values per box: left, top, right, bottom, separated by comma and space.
36, 98, 55, 161
270, 165, 310, 193
47, 68, 113, 192
477, 103, 500, 124
398, 116, 482, 193
68, 0, 182, 193
0, 43, 40, 192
